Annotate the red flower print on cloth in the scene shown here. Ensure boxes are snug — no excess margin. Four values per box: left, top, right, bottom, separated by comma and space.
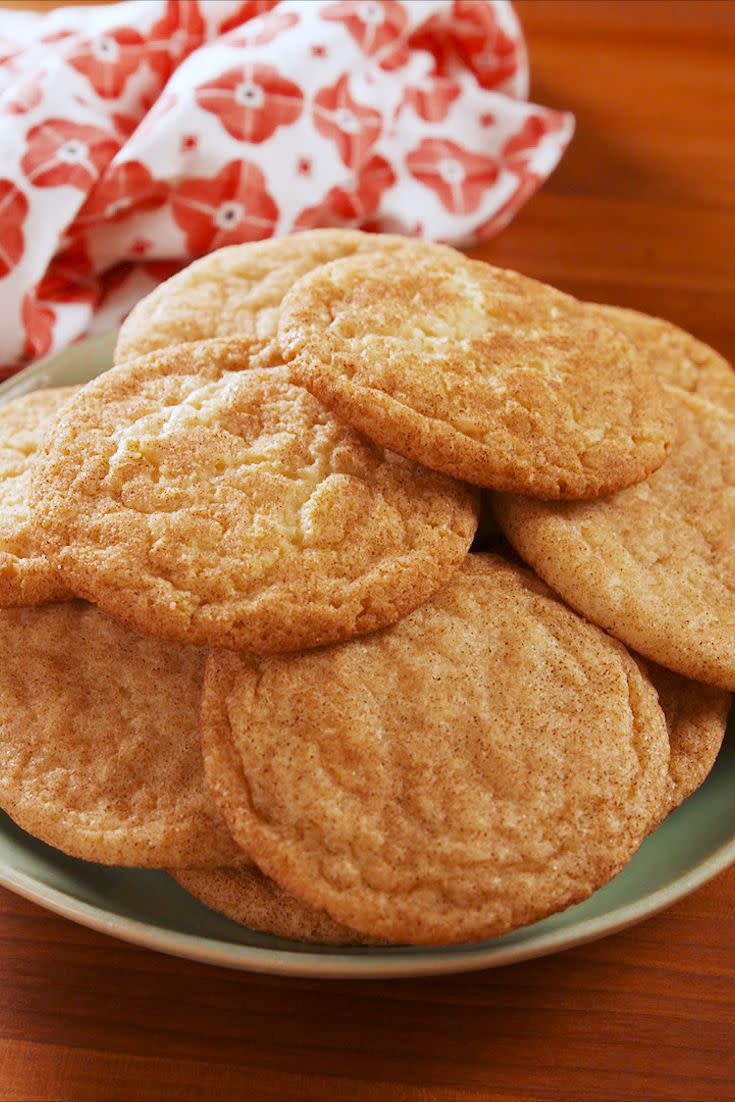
21, 119, 119, 191
1, 73, 44, 116
502, 111, 568, 162
408, 2, 518, 90
406, 138, 499, 216
112, 113, 141, 140
218, 1, 279, 36
75, 160, 167, 227
196, 64, 303, 144
402, 77, 461, 123
294, 153, 395, 231
129, 237, 152, 257
472, 113, 568, 240
313, 75, 382, 170
476, 170, 542, 240
0, 38, 22, 68
148, 0, 206, 82
98, 259, 137, 300
321, 1, 409, 71
171, 160, 278, 253
35, 240, 96, 305
134, 91, 177, 141
226, 9, 300, 48
448, 1, 519, 90
66, 27, 146, 100
22, 293, 56, 359
0, 0, 572, 376
0, 180, 28, 278
143, 259, 184, 283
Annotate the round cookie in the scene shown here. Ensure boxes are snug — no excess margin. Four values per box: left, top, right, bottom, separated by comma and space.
171, 866, 379, 946
280, 250, 673, 499
201, 554, 670, 946
32, 338, 477, 652
494, 387, 735, 690
592, 304, 735, 416
647, 662, 730, 816
114, 229, 412, 368
0, 387, 76, 607
0, 601, 242, 867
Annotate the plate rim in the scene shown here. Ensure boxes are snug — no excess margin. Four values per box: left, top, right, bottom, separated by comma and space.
2, 830, 734, 979
0, 332, 733, 979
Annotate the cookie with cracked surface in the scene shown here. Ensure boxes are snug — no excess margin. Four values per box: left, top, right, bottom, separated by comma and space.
280, 251, 673, 499
494, 387, 735, 690
0, 601, 242, 867
201, 554, 669, 946
591, 304, 735, 415
114, 229, 413, 367
32, 338, 477, 652
647, 662, 730, 817
0, 387, 76, 607
171, 866, 382, 946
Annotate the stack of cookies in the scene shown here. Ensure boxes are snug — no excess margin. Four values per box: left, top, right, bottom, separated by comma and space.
1, 229, 732, 947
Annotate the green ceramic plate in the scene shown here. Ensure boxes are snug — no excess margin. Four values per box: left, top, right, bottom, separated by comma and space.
0, 334, 732, 979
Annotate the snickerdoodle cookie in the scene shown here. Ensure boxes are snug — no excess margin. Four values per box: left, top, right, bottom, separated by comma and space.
114, 229, 411, 367
648, 663, 730, 815
495, 388, 735, 690
280, 251, 673, 499
592, 305, 735, 415
201, 554, 669, 946
171, 866, 379, 946
0, 387, 76, 606
32, 339, 477, 651
0, 602, 242, 867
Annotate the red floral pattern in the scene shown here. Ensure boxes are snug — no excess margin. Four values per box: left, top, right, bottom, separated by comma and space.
76, 160, 167, 226
0, 180, 28, 278
1, 74, 44, 116
226, 9, 300, 47
21, 118, 119, 191
134, 91, 177, 141
408, 1, 519, 91
171, 160, 279, 253
313, 75, 382, 169
321, 1, 409, 71
143, 259, 184, 282
295, 153, 395, 230
406, 138, 499, 215
22, 293, 56, 359
502, 112, 568, 161
449, 1, 519, 90
148, 0, 206, 82
112, 112, 141, 140
476, 171, 541, 239
196, 64, 303, 143
66, 27, 146, 100
0, 0, 572, 373
35, 240, 96, 304
402, 77, 461, 123
218, 1, 279, 36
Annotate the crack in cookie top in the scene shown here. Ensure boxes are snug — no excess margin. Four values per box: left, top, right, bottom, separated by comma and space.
495, 387, 735, 690
201, 554, 670, 945
0, 386, 76, 607
114, 229, 415, 368
32, 337, 477, 651
0, 601, 241, 868
281, 249, 674, 499
589, 304, 735, 416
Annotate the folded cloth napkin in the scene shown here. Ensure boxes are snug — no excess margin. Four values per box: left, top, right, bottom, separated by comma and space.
0, 0, 573, 375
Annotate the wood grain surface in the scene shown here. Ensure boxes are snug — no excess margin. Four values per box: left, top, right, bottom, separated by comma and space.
1, 1, 735, 1100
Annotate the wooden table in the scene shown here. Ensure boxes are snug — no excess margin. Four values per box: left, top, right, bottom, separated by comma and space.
1, 2, 735, 1099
